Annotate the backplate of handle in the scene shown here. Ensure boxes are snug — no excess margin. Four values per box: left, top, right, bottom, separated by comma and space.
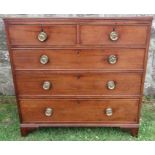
107, 80, 116, 90
110, 31, 119, 41
105, 108, 113, 116
42, 81, 51, 90
108, 55, 117, 64
38, 31, 48, 42
40, 55, 49, 64
45, 108, 53, 117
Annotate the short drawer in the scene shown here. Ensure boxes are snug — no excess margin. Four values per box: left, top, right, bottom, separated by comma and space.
12, 49, 145, 70
20, 99, 139, 123
80, 25, 148, 45
15, 71, 142, 96
8, 25, 76, 46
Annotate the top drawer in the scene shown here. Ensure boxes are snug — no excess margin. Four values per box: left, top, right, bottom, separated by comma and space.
80, 25, 148, 46
7, 25, 77, 46
7, 24, 148, 46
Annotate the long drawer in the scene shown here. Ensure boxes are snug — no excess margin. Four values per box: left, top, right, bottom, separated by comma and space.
7, 24, 147, 46
15, 71, 142, 96
12, 49, 145, 70
20, 99, 139, 123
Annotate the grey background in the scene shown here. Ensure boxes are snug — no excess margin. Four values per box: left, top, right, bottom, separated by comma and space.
0, 14, 155, 96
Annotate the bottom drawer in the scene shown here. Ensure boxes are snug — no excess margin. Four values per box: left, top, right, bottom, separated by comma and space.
20, 99, 139, 123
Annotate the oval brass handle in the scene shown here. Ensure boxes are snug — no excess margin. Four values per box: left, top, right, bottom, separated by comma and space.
110, 31, 119, 41
105, 108, 113, 116
107, 80, 116, 90
38, 31, 48, 42
108, 55, 117, 64
42, 81, 51, 90
40, 55, 49, 64
45, 108, 53, 117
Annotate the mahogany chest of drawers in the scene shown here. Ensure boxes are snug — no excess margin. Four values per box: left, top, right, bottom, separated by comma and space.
4, 17, 152, 137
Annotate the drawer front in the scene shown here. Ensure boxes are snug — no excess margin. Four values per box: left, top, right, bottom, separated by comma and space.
20, 99, 139, 123
8, 25, 76, 46
80, 25, 148, 45
12, 49, 145, 70
16, 72, 142, 96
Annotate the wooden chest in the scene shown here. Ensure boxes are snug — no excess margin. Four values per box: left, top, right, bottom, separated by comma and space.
4, 17, 152, 137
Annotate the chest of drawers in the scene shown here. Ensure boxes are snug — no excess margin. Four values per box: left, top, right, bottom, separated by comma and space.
4, 17, 152, 137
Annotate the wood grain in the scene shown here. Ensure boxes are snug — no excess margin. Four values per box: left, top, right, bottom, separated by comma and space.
12, 49, 145, 70
20, 99, 139, 123
15, 71, 142, 96
8, 25, 77, 46
80, 25, 148, 45
3, 17, 153, 137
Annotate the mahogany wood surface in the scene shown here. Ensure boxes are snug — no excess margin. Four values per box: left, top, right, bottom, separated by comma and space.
8, 25, 77, 46
7, 24, 148, 47
4, 17, 153, 137
80, 25, 148, 45
12, 49, 145, 70
15, 71, 142, 96
20, 99, 139, 123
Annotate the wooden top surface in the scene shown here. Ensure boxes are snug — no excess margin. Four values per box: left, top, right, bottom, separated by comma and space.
3, 16, 153, 24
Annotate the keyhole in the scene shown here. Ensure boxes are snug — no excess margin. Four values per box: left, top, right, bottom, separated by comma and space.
76, 74, 81, 79
41, 24, 44, 32
76, 50, 80, 55
76, 100, 80, 104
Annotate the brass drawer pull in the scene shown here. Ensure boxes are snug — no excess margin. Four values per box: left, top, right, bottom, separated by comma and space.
45, 108, 53, 117
38, 31, 48, 42
40, 55, 49, 64
105, 108, 113, 116
108, 55, 117, 64
107, 80, 116, 90
43, 81, 51, 90
110, 31, 119, 41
